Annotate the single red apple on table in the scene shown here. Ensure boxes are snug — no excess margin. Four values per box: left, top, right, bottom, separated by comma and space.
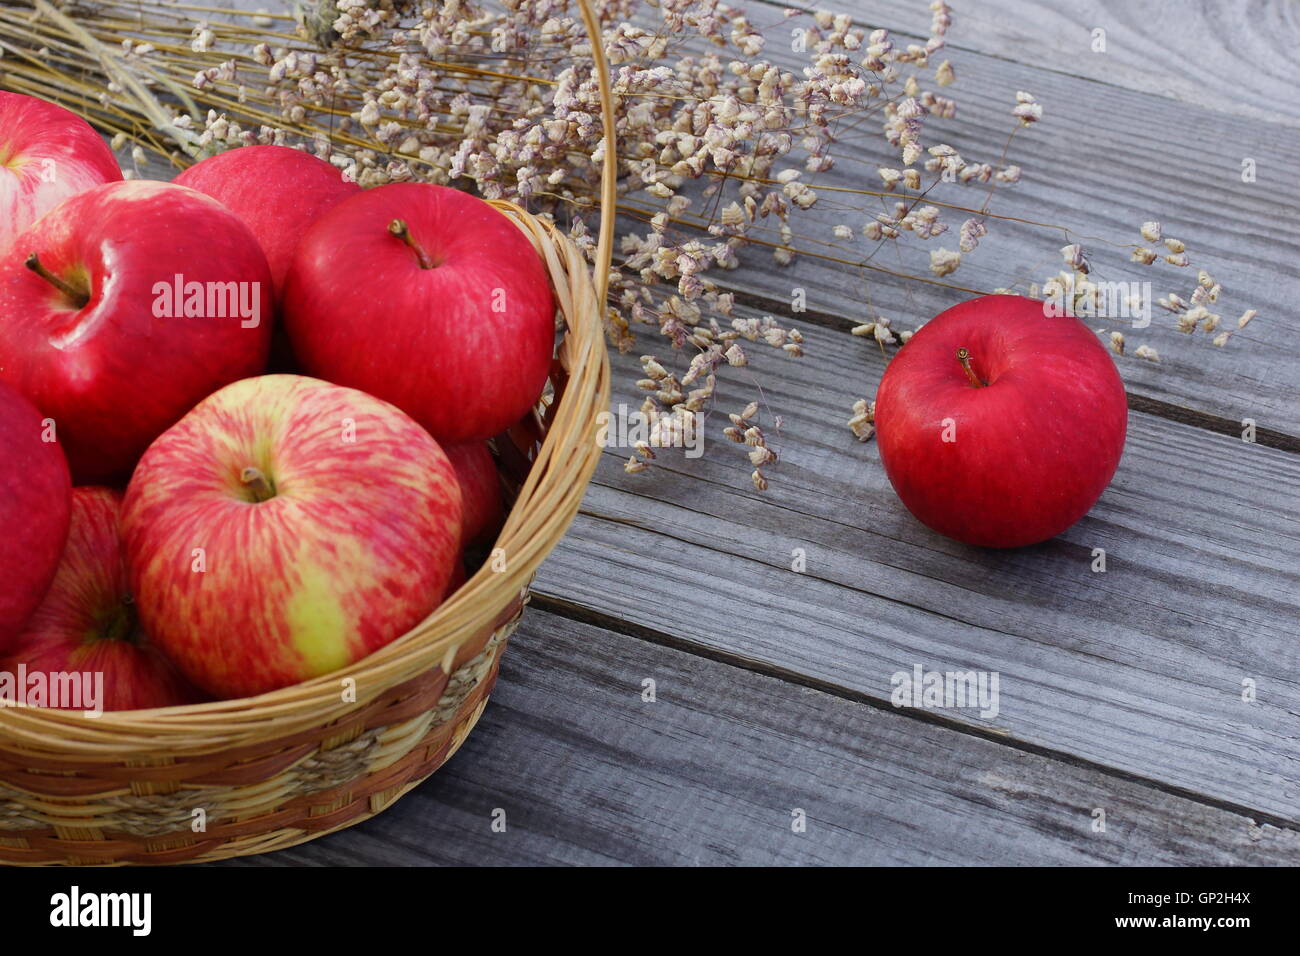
0, 180, 272, 481
0, 380, 71, 650
2, 487, 201, 711
122, 374, 463, 699
874, 294, 1127, 548
283, 182, 555, 443
173, 144, 360, 299
444, 441, 504, 548
0, 92, 122, 256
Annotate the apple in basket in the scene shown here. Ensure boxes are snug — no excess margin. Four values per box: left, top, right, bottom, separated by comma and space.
0, 180, 273, 481
443, 441, 505, 549
282, 182, 556, 444
0, 380, 71, 650
1, 487, 201, 711
121, 374, 463, 699
173, 144, 361, 300
0, 91, 122, 256
874, 294, 1127, 548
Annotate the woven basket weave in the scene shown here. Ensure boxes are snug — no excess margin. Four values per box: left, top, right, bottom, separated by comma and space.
0, 0, 615, 865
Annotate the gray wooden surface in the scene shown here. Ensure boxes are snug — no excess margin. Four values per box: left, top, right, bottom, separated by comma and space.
158, 0, 1297, 864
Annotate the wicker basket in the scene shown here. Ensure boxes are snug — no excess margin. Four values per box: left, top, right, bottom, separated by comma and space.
0, 0, 615, 865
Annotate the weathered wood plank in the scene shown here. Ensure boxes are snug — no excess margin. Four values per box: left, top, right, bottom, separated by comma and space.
763, 0, 1300, 127
219, 609, 1300, 865
532, 319, 1300, 822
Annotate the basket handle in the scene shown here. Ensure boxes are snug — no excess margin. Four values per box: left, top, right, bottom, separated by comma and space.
576, 0, 617, 308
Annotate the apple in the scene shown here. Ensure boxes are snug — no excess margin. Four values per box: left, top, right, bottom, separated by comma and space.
0, 92, 122, 257
0, 380, 71, 650
0, 180, 273, 481
173, 144, 360, 299
282, 182, 555, 443
444, 441, 504, 548
2, 487, 201, 711
122, 374, 464, 699
874, 294, 1127, 548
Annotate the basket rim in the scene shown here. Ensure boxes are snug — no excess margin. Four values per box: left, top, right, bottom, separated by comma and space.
0, 0, 617, 755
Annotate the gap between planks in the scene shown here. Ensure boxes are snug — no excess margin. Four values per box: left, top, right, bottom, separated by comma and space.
531, 591, 1300, 836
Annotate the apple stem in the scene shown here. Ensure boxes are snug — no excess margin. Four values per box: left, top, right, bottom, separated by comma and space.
956, 347, 986, 388
240, 466, 277, 503
388, 219, 437, 269
24, 253, 90, 309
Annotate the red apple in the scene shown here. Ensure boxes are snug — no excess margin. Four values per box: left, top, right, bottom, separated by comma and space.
0, 180, 273, 481
173, 144, 360, 299
282, 182, 555, 443
2, 487, 201, 711
874, 295, 1127, 548
122, 374, 463, 699
444, 441, 504, 548
0, 380, 71, 650
0, 92, 122, 256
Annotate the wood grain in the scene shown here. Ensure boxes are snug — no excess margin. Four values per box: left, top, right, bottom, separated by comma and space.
219, 609, 1300, 865
532, 319, 1300, 823
761, 0, 1300, 127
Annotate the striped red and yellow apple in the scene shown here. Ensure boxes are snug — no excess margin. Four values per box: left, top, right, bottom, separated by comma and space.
122, 375, 464, 699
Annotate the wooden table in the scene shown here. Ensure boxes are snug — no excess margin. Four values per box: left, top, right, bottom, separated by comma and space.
204, 0, 1297, 865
